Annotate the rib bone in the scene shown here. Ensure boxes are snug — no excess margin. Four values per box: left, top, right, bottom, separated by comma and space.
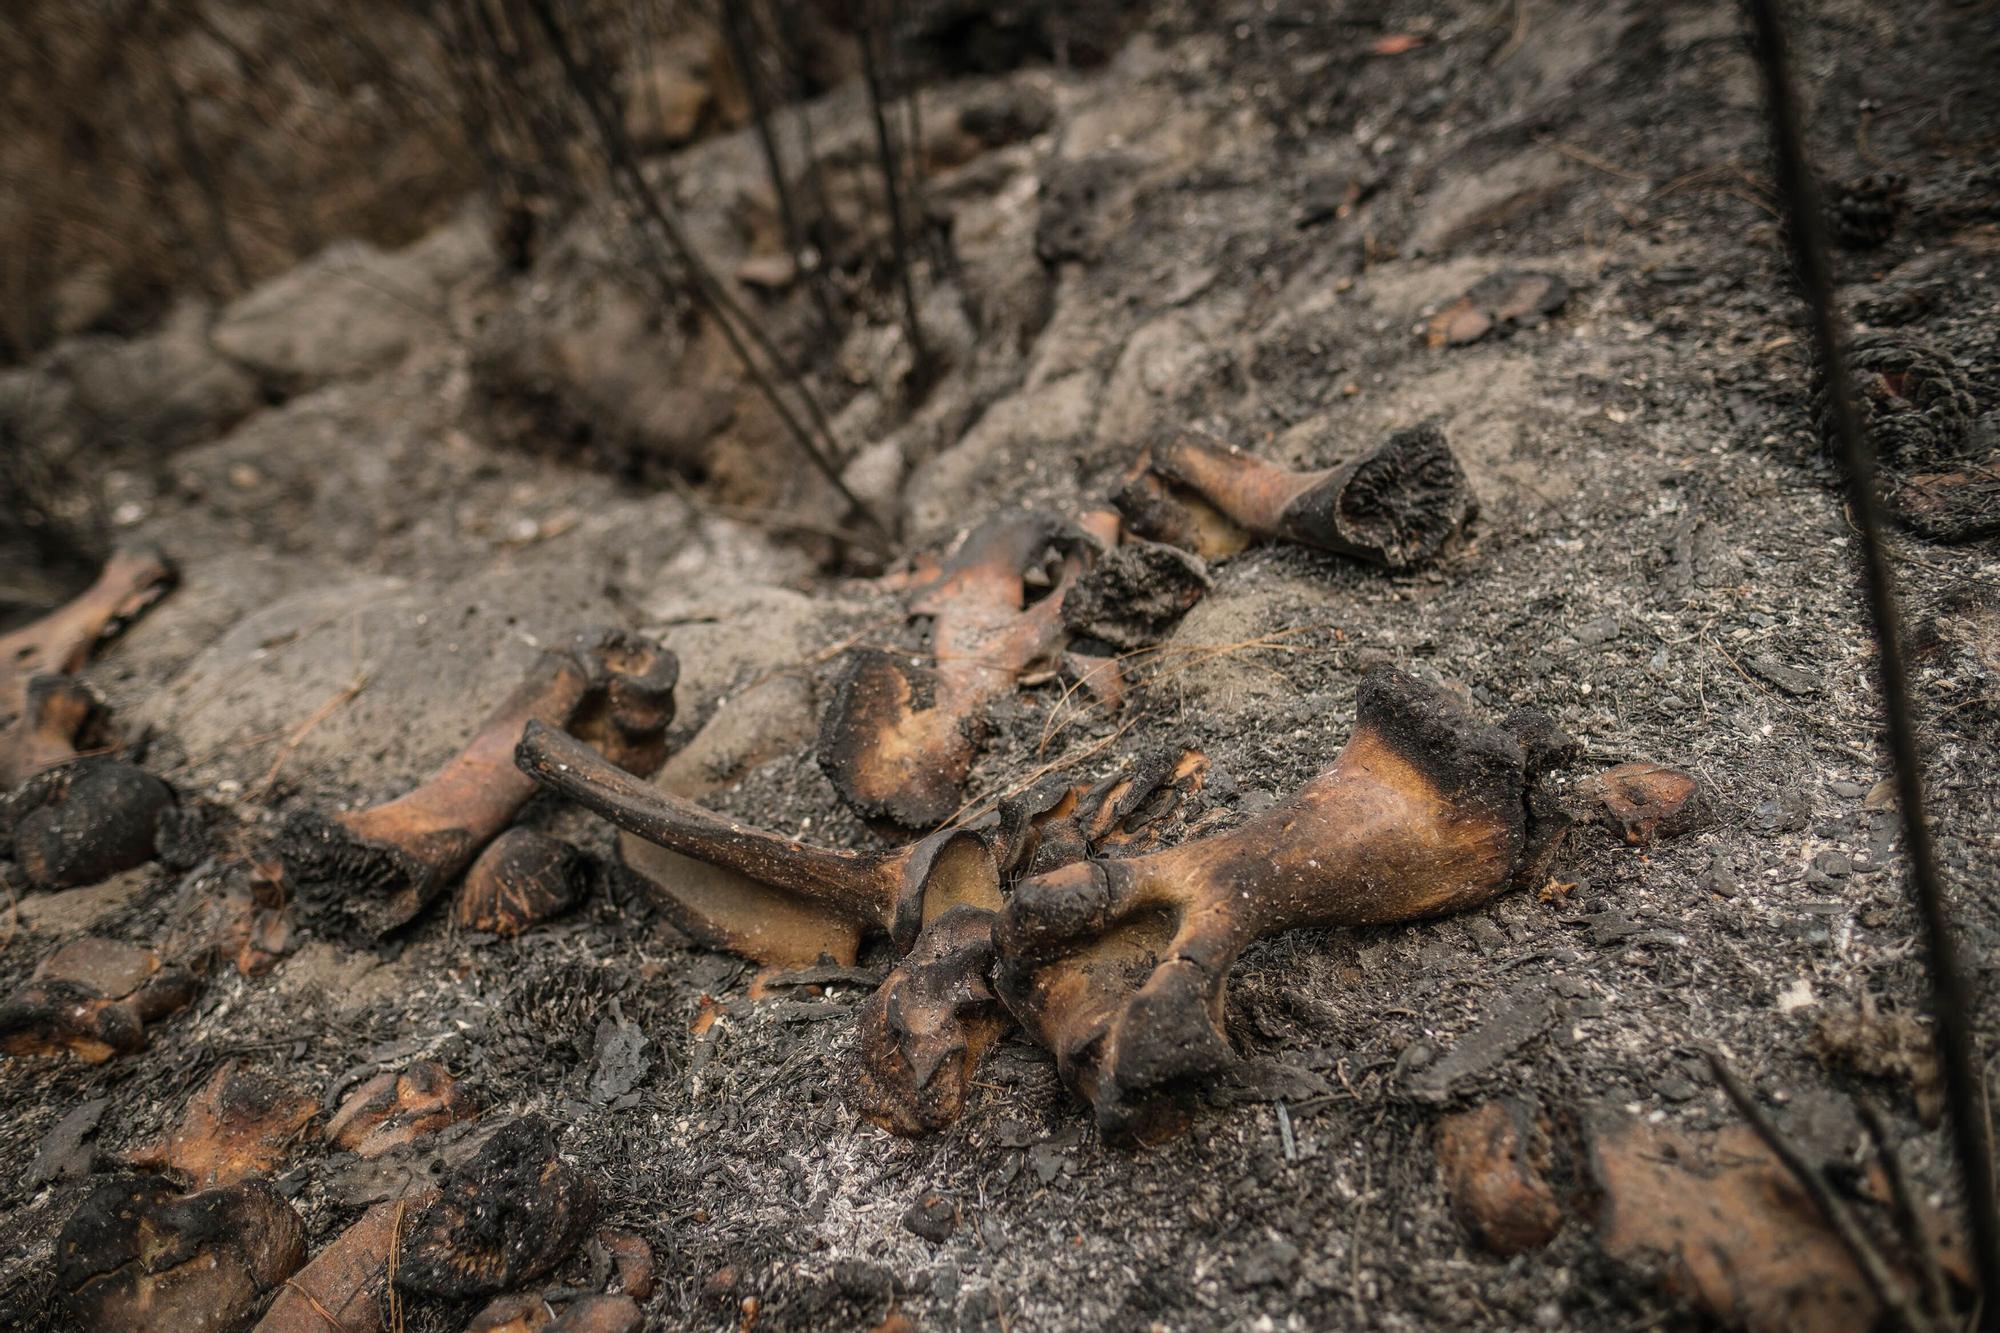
995, 670, 1574, 1142
281, 629, 676, 937
517, 720, 999, 957
1118, 426, 1475, 570
819, 511, 1093, 830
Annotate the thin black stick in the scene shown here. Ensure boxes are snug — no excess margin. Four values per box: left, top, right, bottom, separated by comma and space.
1707, 1051, 1936, 1333
520, 0, 889, 545
856, 3, 930, 382
719, 0, 838, 335
1742, 0, 2000, 1314
1860, 1097, 1957, 1323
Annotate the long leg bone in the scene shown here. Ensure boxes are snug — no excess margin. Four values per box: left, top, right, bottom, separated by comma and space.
995, 670, 1575, 1143
819, 511, 1094, 830
1117, 426, 1476, 570
281, 630, 676, 938
517, 721, 999, 956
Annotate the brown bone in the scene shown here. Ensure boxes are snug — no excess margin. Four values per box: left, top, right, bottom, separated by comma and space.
995, 670, 1574, 1143
819, 511, 1092, 830
281, 629, 676, 937
0, 937, 197, 1062
454, 827, 594, 937
618, 674, 839, 965
1119, 425, 1476, 570
393, 1117, 597, 1300
326, 1060, 477, 1159
128, 1062, 318, 1189
854, 750, 1211, 1136
0, 544, 175, 761
58, 1176, 306, 1333
517, 720, 999, 957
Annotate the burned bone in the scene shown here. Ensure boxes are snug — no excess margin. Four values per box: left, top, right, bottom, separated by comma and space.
0, 937, 196, 1062
163, 854, 294, 977
57, 1175, 306, 1333
1060, 538, 1211, 652
855, 905, 1008, 1136
394, 1117, 599, 1300
470, 1293, 644, 1333
327, 1059, 478, 1159
1817, 331, 1978, 469
1435, 1097, 1563, 1256
1573, 761, 1709, 846
1127, 426, 1477, 571
855, 750, 1210, 1137
1425, 270, 1569, 348
5, 750, 176, 891
1110, 463, 1252, 561
128, 1061, 318, 1189
281, 629, 677, 938
254, 1195, 425, 1333
2, 673, 111, 787
1589, 1110, 1968, 1332
0, 544, 175, 742
618, 674, 834, 963
996, 670, 1575, 1142
454, 827, 595, 937
819, 511, 1093, 830
520, 720, 1001, 959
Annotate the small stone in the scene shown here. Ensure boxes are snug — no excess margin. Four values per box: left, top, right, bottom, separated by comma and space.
902, 1193, 957, 1243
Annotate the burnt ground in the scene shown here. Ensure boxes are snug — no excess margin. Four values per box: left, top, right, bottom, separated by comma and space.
4, 0, 2000, 1328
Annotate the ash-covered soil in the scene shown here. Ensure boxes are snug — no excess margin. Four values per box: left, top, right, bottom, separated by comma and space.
4, 0, 2000, 1329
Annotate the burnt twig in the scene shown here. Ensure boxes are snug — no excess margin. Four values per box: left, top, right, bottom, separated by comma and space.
1743, 0, 2000, 1304
1706, 1050, 1936, 1333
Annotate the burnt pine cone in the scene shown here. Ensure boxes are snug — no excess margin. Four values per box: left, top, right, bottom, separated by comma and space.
1815, 331, 1978, 468
1824, 171, 1907, 249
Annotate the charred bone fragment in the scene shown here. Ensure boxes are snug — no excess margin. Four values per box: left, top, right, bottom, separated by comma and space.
454, 827, 595, 937
854, 750, 1210, 1136
280, 629, 676, 937
393, 1117, 598, 1300
0, 544, 175, 750
57, 1176, 305, 1333
0, 937, 197, 1062
995, 670, 1575, 1143
818, 510, 1094, 830
1118, 425, 1476, 570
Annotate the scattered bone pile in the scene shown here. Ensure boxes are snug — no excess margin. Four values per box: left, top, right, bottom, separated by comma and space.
0, 413, 1763, 1329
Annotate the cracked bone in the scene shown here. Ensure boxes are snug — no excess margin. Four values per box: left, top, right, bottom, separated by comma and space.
855, 749, 1210, 1136
518, 720, 1000, 962
995, 670, 1574, 1143
819, 511, 1094, 830
280, 629, 676, 937
128, 1061, 318, 1189
1116, 425, 1476, 570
